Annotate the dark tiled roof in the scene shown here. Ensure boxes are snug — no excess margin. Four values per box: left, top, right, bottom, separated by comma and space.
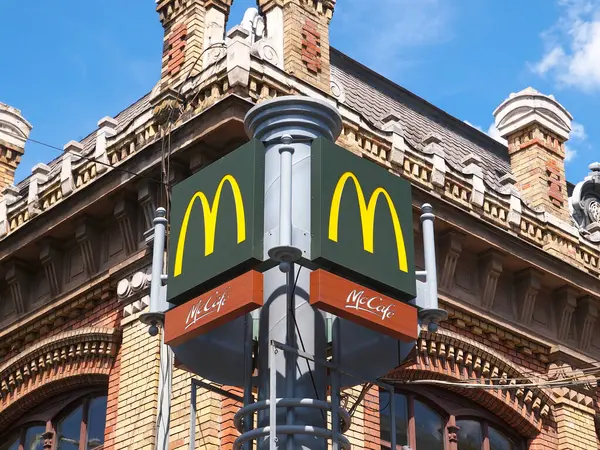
330, 49, 512, 189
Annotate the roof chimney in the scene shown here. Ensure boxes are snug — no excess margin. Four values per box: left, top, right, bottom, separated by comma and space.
0, 103, 32, 193
493, 87, 573, 221
257, 0, 336, 94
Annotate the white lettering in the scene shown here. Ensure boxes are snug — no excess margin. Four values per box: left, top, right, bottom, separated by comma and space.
345, 289, 395, 321
185, 286, 230, 330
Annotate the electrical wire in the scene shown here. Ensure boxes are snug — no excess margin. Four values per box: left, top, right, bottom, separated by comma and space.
6, 134, 170, 188
289, 264, 326, 421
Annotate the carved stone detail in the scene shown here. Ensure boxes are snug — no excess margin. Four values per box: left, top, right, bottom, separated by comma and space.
515, 269, 542, 324
570, 162, 600, 243
138, 182, 158, 233
576, 296, 599, 351
5, 261, 29, 315
114, 199, 137, 255
40, 239, 63, 297
75, 218, 99, 277
479, 250, 504, 309
439, 230, 465, 291
554, 286, 578, 341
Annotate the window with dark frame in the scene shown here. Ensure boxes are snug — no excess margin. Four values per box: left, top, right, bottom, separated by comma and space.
379, 389, 521, 450
0, 392, 107, 450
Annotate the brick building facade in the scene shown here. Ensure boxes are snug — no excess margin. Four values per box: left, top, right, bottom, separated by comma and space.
1, 1, 600, 449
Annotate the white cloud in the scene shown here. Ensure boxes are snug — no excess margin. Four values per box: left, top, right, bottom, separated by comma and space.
332, 0, 455, 76
532, 0, 600, 91
532, 46, 566, 75
463, 120, 508, 146
565, 145, 577, 161
487, 123, 508, 146
571, 121, 587, 140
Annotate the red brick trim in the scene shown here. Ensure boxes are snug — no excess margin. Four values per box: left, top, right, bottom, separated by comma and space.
386, 330, 553, 439
302, 19, 322, 73
0, 327, 120, 430
0, 373, 108, 431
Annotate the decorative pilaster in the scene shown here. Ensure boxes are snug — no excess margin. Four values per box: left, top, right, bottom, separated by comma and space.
576, 296, 598, 351
5, 260, 29, 315
422, 133, 446, 189
114, 198, 138, 255
138, 182, 158, 234
39, 239, 63, 297
438, 230, 464, 291
27, 163, 50, 218
515, 269, 542, 324
61, 141, 83, 197
479, 250, 504, 309
555, 286, 578, 341
382, 115, 406, 167
95, 117, 118, 174
462, 154, 485, 208
75, 218, 99, 277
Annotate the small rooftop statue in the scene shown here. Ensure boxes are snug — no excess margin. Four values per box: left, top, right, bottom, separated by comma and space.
569, 162, 600, 243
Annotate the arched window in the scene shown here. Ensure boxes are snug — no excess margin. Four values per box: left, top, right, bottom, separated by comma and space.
0, 391, 107, 450
379, 388, 523, 450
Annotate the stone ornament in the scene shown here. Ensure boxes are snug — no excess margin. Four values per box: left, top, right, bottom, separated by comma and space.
569, 162, 600, 242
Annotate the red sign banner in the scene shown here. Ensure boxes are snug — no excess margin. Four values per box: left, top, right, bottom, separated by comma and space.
310, 269, 418, 342
164, 271, 263, 347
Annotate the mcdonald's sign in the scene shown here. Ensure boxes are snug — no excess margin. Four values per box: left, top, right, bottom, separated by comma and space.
167, 140, 265, 305
311, 138, 416, 300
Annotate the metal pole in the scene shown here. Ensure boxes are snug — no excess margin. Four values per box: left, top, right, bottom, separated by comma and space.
285, 265, 296, 450
150, 207, 167, 317
189, 380, 197, 450
149, 207, 171, 450
279, 136, 294, 247
269, 344, 277, 449
389, 386, 396, 450
420, 203, 437, 311
244, 314, 254, 450
331, 319, 341, 450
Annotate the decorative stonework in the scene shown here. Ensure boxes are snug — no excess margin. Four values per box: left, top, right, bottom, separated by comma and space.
570, 163, 600, 243
443, 303, 550, 362
478, 250, 503, 309
0, 283, 113, 361
117, 269, 151, 319
0, 327, 120, 430
388, 329, 553, 437
439, 230, 464, 291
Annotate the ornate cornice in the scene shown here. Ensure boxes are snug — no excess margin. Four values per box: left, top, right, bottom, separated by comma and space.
0, 327, 120, 428
0, 280, 114, 362
387, 329, 553, 437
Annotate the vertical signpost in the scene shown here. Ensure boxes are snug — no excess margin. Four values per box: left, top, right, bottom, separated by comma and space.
158, 95, 444, 450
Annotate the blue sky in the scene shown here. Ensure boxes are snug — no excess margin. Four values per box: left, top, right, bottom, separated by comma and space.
1, 0, 598, 184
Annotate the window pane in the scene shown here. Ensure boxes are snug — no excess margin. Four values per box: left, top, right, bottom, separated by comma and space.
457, 420, 482, 450
489, 426, 514, 450
0, 436, 19, 450
86, 396, 107, 449
24, 425, 46, 450
379, 391, 408, 447
414, 400, 445, 450
57, 405, 83, 450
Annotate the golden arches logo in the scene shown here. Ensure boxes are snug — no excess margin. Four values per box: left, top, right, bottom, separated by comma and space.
328, 172, 408, 272
174, 174, 246, 277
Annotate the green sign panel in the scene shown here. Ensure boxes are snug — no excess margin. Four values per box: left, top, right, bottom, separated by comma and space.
311, 138, 416, 300
167, 140, 265, 305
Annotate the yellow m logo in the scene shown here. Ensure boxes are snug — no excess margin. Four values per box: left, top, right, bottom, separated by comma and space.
174, 174, 246, 277
328, 172, 408, 273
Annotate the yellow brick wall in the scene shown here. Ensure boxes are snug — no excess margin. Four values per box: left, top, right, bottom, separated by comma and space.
168, 368, 222, 449
114, 319, 161, 449
554, 400, 598, 450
